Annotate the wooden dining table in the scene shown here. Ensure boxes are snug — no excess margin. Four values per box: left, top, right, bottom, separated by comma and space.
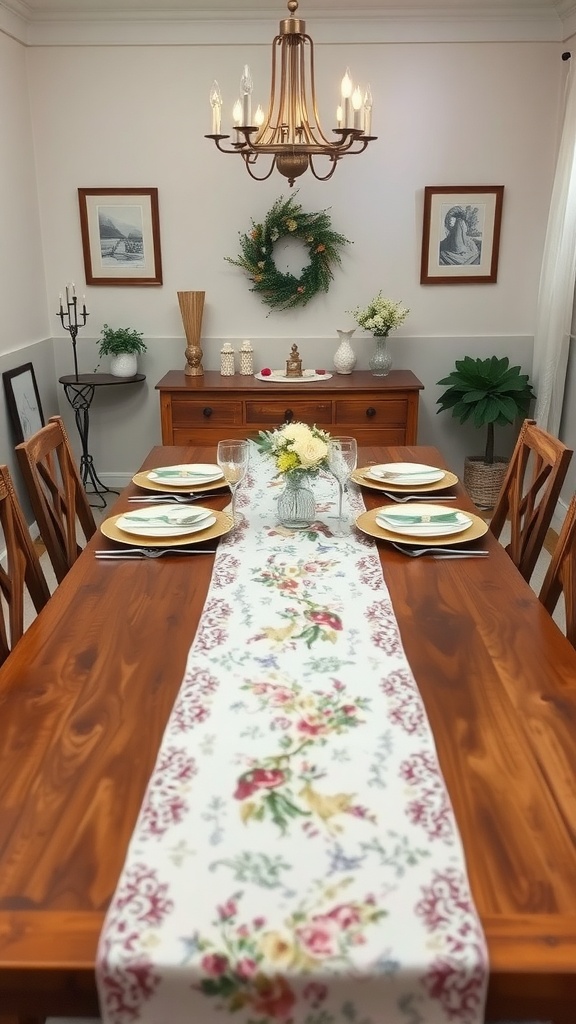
0, 443, 575, 1024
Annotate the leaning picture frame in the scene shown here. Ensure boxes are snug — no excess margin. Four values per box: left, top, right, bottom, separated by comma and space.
420, 185, 504, 284
78, 187, 163, 286
2, 362, 45, 445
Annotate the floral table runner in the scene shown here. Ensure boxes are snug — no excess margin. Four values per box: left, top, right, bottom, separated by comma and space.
96, 448, 488, 1024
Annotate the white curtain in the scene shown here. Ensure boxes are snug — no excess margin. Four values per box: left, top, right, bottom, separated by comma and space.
533, 57, 576, 435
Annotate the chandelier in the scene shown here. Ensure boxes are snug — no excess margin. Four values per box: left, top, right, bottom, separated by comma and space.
205, 0, 376, 186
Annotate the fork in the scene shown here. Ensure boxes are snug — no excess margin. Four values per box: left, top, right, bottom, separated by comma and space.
127, 492, 219, 503
390, 542, 488, 559
95, 547, 218, 559
380, 491, 457, 503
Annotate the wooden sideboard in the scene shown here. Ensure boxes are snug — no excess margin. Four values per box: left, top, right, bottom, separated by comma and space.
156, 370, 424, 446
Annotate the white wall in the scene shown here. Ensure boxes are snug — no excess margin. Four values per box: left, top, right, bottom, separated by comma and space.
1, 26, 567, 490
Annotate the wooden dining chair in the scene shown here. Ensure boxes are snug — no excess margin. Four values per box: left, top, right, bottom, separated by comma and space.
538, 492, 576, 647
489, 418, 573, 583
15, 415, 96, 584
0, 464, 51, 666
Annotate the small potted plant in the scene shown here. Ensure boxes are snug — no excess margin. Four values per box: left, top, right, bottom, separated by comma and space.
436, 355, 535, 507
97, 324, 147, 378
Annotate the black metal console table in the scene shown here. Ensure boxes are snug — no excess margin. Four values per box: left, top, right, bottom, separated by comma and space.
59, 372, 146, 508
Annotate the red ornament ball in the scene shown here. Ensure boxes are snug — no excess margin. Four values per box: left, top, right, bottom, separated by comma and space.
315, 369, 326, 375
260, 367, 272, 376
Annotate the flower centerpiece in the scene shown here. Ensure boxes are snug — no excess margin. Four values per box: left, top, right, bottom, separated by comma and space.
256, 421, 331, 529
347, 292, 410, 376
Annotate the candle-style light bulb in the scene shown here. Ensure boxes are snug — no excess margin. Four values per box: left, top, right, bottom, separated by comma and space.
363, 84, 373, 136
254, 104, 265, 128
210, 80, 223, 134
232, 99, 243, 126
341, 67, 353, 128
240, 64, 253, 126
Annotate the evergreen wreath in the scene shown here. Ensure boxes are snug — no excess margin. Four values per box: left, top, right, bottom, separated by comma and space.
225, 194, 350, 313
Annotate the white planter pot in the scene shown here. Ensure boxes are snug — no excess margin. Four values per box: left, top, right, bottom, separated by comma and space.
110, 353, 138, 378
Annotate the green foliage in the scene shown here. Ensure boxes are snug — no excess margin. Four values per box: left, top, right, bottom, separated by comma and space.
97, 324, 147, 356
436, 355, 535, 463
225, 193, 350, 313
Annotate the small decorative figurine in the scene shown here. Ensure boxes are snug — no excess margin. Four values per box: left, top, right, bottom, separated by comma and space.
220, 342, 235, 376
239, 339, 254, 376
285, 343, 303, 378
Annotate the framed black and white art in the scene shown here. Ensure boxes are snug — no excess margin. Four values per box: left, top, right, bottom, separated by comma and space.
2, 362, 45, 445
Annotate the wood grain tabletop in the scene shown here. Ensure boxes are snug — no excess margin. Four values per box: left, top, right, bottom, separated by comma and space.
0, 444, 575, 1024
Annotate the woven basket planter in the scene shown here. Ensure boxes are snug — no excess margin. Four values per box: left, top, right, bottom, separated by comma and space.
463, 455, 508, 509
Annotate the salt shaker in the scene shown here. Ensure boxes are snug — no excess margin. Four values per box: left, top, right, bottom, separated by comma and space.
239, 338, 254, 376
220, 342, 235, 376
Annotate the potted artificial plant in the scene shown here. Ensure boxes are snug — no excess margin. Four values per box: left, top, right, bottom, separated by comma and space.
97, 324, 147, 378
436, 355, 536, 507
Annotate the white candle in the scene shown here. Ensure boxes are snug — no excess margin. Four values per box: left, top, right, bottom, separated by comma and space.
364, 84, 373, 136
82, 294, 87, 315
352, 87, 363, 131
336, 105, 343, 129
341, 67, 353, 128
240, 64, 253, 126
59, 293, 63, 313
233, 99, 242, 126
210, 80, 222, 134
65, 284, 70, 305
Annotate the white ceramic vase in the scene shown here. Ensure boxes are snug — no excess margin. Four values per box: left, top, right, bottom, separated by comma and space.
333, 329, 357, 375
110, 352, 138, 378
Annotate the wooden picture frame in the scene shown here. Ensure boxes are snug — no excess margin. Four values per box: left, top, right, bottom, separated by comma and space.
420, 185, 504, 284
78, 187, 163, 286
2, 362, 45, 445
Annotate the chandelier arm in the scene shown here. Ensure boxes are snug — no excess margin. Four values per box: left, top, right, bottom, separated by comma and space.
242, 154, 277, 181
308, 155, 339, 182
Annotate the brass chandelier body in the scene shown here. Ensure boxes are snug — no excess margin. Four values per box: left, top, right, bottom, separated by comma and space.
205, 0, 376, 185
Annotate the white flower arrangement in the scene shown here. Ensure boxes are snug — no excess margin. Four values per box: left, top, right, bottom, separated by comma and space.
256, 421, 331, 477
348, 292, 410, 337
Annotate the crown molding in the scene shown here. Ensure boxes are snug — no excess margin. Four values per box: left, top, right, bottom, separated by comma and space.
0, 0, 567, 46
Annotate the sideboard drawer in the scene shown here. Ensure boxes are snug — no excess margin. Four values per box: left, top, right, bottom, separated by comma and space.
171, 397, 243, 427
245, 400, 332, 426
335, 398, 408, 427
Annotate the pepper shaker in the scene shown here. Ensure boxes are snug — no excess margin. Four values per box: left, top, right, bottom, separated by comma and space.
220, 342, 235, 376
239, 339, 254, 376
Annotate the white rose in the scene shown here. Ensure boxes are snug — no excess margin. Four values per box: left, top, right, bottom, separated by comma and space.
292, 435, 328, 469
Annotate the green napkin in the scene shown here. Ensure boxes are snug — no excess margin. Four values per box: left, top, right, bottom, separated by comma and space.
379, 511, 463, 525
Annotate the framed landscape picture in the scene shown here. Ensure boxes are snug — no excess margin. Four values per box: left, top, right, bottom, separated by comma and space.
2, 362, 45, 444
78, 187, 163, 286
420, 185, 504, 284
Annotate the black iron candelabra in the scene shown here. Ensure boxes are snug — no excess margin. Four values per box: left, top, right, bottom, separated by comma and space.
58, 285, 89, 380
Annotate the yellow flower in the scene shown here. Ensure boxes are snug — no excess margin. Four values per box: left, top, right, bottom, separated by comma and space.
276, 451, 299, 473
285, 218, 298, 232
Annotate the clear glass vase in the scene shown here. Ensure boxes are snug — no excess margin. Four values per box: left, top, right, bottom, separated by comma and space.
369, 335, 393, 376
277, 472, 316, 529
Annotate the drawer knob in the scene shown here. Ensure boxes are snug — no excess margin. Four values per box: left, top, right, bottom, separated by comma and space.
366, 407, 376, 418
284, 408, 294, 423
203, 406, 213, 418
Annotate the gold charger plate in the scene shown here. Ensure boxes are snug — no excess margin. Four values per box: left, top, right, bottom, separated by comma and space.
100, 509, 233, 547
355, 506, 488, 546
132, 470, 229, 495
352, 466, 458, 494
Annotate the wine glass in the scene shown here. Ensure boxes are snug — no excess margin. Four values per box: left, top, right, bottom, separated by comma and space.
217, 439, 250, 526
328, 436, 358, 536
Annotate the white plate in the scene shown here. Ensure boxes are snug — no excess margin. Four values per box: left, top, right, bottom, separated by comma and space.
254, 370, 333, 383
375, 503, 472, 538
115, 505, 216, 538
368, 462, 446, 485
147, 464, 224, 486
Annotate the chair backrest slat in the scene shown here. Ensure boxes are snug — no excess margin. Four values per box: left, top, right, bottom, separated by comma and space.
0, 464, 50, 666
539, 493, 576, 648
489, 419, 573, 583
15, 416, 96, 584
